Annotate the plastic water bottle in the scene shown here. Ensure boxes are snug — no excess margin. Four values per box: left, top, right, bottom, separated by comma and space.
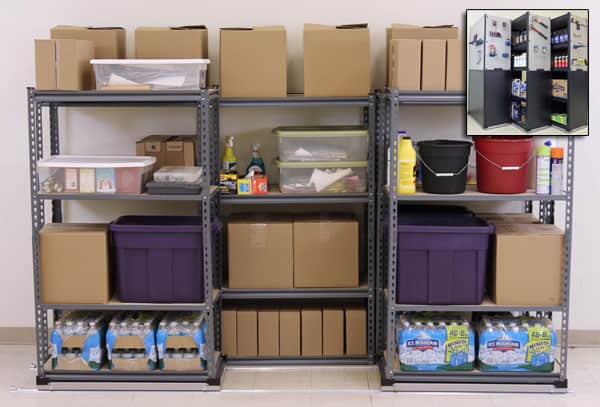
536, 141, 552, 194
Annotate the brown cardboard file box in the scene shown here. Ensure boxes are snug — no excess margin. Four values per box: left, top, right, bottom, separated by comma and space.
421, 39, 446, 91
40, 224, 110, 304
445, 39, 464, 91
293, 216, 359, 288
303, 24, 370, 96
228, 215, 294, 289
323, 307, 344, 356
136, 135, 196, 171
301, 307, 322, 356
259, 308, 280, 356
389, 39, 421, 91
135, 26, 208, 59
35, 39, 94, 90
163, 336, 202, 371
345, 306, 367, 355
279, 308, 301, 356
492, 224, 564, 306
111, 336, 148, 371
221, 308, 237, 357
220, 26, 287, 97
236, 308, 258, 357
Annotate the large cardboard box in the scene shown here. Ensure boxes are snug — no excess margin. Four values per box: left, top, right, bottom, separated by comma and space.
492, 224, 564, 306
389, 39, 421, 91
303, 24, 370, 96
301, 307, 322, 356
236, 308, 258, 357
50, 26, 125, 59
35, 39, 94, 91
345, 306, 367, 355
135, 26, 208, 59
323, 307, 344, 356
40, 224, 110, 304
293, 216, 359, 288
279, 307, 300, 356
258, 308, 279, 356
136, 135, 196, 171
445, 39, 464, 91
222, 308, 237, 357
421, 39, 446, 91
228, 215, 293, 288
220, 26, 287, 97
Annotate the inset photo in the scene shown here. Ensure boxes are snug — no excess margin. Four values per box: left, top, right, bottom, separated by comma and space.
466, 9, 588, 135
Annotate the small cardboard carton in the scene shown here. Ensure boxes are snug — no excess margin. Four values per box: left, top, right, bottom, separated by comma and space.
236, 308, 258, 357
345, 306, 367, 355
220, 26, 287, 97
389, 39, 421, 91
258, 307, 279, 356
422, 39, 446, 91
301, 307, 322, 356
35, 39, 94, 90
303, 24, 370, 96
445, 39, 464, 91
323, 307, 344, 356
279, 307, 300, 356
135, 26, 208, 59
221, 308, 237, 357
50, 25, 125, 59
136, 135, 196, 171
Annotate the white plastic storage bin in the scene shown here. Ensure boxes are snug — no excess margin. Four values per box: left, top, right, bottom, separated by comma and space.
274, 126, 368, 161
91, 59, 210, 90
275, 160, 367, 193
153, 166, 204, 183
38, 156, 156, 194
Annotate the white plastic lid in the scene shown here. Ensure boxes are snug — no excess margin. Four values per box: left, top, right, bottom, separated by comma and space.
91, 59, 210, 65
38, 155, 156, 168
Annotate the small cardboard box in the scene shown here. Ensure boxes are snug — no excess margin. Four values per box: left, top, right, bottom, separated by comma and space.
220, 26, 287, 97
323, 307, 344, 356
135, 26, 208, 59
491, 224, 564, 306
279, 307, 300, 356
228, 215, 294, 288
258, 307, 279, 356
40, 224, 110, 304
35, 39, 94, 90
552, 79, 568, 99
293, 215, 359, 288
50, 25, 125, 59
303, 24, 370, 96
163, 336, 203, 371
237, 308, 258, 357
222, 308, 237, 357
389, 39, 421, 91
445, 39, 464, 91
345, 306, 367, 355
301, 307, 322, 356
422, 39, 446, 91
136, 135, 196, 171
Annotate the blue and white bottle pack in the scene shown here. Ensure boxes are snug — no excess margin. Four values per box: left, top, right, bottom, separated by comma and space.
51, 311, 106, 370
156, 312, 207, 370
105, 312, 158, 370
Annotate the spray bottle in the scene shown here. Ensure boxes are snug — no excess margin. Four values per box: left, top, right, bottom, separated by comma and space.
246, 143, 266, 176
396, 132, 416, 194
536, 140, 551, 195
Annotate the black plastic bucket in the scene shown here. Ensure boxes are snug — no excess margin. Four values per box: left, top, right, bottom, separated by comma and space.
417, 140, 472, 194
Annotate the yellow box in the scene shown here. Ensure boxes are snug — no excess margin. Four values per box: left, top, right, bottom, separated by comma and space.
237, 178, 252, 195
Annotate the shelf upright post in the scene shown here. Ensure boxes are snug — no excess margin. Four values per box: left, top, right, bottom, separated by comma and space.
366, 94, 376, 361
375, 91, 386, 355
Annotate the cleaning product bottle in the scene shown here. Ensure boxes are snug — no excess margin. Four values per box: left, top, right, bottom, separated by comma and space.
222, 136, 237, 172
536, 140, 552, 195
550, 147, 564, 195
245, 143, 266, 176
396, 132, 416, 194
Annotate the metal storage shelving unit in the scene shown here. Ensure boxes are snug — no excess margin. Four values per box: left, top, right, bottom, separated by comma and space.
27, 88, 224, 390
376, 88, 574, 392
219, 94, 377, 365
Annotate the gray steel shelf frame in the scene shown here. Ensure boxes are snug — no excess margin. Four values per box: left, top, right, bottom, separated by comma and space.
376, 88, 575, 392
221, 287, 369, 300
219, 94, 377, 364
27, 87, 223, 388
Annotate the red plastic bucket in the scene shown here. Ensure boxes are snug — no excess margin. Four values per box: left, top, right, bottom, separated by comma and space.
474, 137, 534, 194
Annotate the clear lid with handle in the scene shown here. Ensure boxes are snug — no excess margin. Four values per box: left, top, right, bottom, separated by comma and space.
38, 155, 156, 168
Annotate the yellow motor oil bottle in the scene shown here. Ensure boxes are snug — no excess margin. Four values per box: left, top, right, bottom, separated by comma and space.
396, 132, 416, 194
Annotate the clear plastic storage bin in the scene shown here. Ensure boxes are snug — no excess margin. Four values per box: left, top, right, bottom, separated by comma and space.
91, 59, 210, 90
275, 160, 367, 193
274, 126, 368, 161
38, 155, 156, 194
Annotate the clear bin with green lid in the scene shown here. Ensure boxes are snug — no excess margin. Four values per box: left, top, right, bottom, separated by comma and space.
274, 160, 367, 193
273, 126, 368, 162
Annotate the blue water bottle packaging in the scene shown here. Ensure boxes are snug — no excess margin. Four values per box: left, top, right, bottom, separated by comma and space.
106, 312, 159, 371
51, 311, 107, 370
156, 312, 207, 371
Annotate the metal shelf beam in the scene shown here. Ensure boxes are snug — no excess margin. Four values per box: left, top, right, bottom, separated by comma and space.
221, 192, 371, 205
32, 89, 218, 106
221, 287, 369, 300
220, 94, 370, 108
386, 186, 567, 202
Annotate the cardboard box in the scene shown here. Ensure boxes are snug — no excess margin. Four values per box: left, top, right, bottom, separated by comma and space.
258, 308, 279, 356
54, 335, 101, 370
163, 336, 203, 371
389, 39, 421, 91
445, 39, 464, 91
40, 224, 110, 303
35, 39, 94, 90
492, 224, 564, 306
50, 25, 125, 59
303, 24, 370, 96
110, 336, 148, 371
345, 306, 367, 355
421, 39, 446, 91
293, 216, 359, 288
552, 79, 568, 99
135, 26, 208, 59
323, 307, 344, 356
236, 308, 258, 357
228, 215, 293, 288
301, 307, 322, 356
220, 26, 287, 97
136, 135, 196, 171
279, 307, 300, 356
222, 308, 237, 357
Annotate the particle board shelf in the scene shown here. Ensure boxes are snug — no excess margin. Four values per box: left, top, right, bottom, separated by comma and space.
222, 282, 369, 300
384, 185, 567, 202
37, 186, 218, 201
221, 185, 370, 204
219, 94, 371, 108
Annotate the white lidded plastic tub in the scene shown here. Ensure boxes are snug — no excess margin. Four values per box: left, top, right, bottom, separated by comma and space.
91, 59, 210, 90
38, 155, 156, 194
275, 160, 367, 193
274, 126, 368, 161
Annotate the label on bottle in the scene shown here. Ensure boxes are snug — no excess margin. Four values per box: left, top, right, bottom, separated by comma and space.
397, 160, 416, 193
551, 159, 563, 195
536, 156, 551, 194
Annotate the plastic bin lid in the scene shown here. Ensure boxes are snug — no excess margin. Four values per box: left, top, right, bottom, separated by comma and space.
38, 155, 156, 168
275, 160, 367, 168
273, 126, 368, 137
91, 59, 210, 65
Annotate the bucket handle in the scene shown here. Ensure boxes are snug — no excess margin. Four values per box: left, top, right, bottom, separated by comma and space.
417, 153, 468, 177
475, 149, 535, 171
